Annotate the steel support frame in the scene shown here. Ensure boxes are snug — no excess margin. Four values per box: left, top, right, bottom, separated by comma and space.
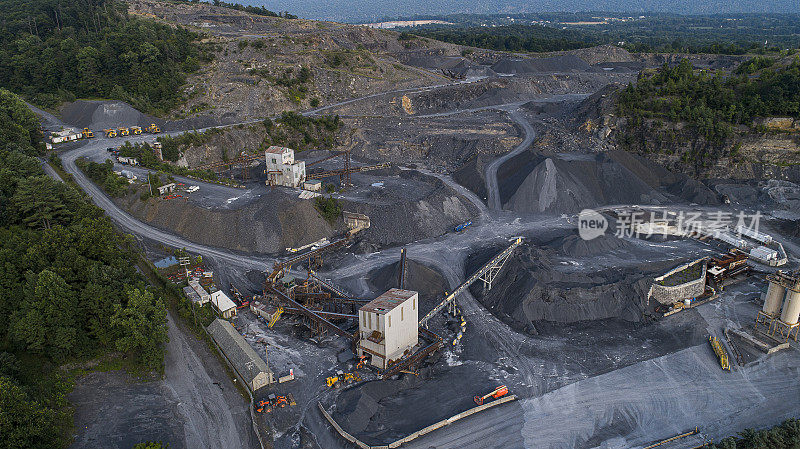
477, 251, 512, 291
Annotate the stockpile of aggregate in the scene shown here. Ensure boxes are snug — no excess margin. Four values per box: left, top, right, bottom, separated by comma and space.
367, 259, 448, 313
119, 190, 338, 254
466, 232, 686, 329
491, 55, 592, 74
343, 171, 479, 248
498, 149, 721, 214
60, 100, 227, 133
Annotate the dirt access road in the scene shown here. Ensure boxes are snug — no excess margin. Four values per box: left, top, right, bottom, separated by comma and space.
69, 313, 257, 449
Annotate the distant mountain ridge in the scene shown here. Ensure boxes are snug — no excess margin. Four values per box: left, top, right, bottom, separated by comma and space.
248, 0, 797, 22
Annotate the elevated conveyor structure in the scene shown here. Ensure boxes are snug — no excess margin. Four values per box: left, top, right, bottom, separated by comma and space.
420, 237, 523, 327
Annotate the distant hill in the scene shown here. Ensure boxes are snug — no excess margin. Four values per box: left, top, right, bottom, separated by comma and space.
249, 0, 798, 22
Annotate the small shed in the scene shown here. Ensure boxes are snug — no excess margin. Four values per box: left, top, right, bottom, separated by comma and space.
188, 279, 211, 305
157, 182, 176, 195
211, 290, 237, 318
206, 318, 273, 392
343, 211, 370, 231
303, 179, 322, 191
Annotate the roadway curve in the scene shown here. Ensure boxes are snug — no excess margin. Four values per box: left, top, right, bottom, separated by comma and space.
59, 139, 272, 271
485, 108, 536, 211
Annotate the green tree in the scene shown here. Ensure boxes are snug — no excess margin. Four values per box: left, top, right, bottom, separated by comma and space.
11, 270, 78, 359
112, 288, 168, 370
0, 376, 70, 449
11, 176, 80, 229
0, 88, 41, 154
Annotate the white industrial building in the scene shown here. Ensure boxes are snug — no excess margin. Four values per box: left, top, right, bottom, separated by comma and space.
357, 288, 419, 369
211, 290, 237, 319
265, 146, 305, 188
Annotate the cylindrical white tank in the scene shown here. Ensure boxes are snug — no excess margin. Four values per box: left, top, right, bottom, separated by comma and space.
780, 288, 800, 325
763, 281, 786, 316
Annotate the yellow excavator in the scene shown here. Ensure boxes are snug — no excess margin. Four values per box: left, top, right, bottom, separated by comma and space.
146, 123, 161, 133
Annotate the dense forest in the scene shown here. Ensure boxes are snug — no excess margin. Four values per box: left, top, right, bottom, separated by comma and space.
413, 24, 602, 53
409, 13, 800, 55
615, 58, 800, 168
714, 418, 800, 449
0, 88, 168, 448
0, 0, 211, 115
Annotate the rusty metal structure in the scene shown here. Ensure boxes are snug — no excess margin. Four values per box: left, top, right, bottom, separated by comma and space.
194, 153, 262, 180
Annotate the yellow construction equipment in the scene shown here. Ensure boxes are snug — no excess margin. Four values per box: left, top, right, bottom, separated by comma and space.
268, 307, 283, 328
326, 371, 361, 388
83, 128, 94, 138
709, 336, 730, 371
146, 123, 161, 133
104, 129, 117, 138
118, 127, 129, 136
130, 126, 142, 135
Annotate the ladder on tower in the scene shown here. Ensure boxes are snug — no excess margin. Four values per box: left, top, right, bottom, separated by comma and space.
268, 307, 284, 328
419, 237, 523, 327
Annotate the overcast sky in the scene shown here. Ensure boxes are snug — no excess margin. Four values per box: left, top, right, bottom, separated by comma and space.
249, 0, 797, 22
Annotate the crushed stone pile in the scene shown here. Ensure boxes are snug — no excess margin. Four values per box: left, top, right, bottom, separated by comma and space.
499, 150, 721, 214
367, 259, 448, 313
119, 190, 337, 254
491, 55, 591, 74
345, 172, 478, 248
60, 100, 227, 133
467, 233, 686, 329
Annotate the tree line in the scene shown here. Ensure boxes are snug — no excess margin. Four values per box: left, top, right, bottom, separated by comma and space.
0, 0, 212, 115
0, 88, 168, 449
616, 58, 800, 168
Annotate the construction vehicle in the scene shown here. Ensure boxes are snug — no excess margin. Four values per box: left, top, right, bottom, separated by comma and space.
83, 128, 94, 138
130, 126, 142, 135
268, 307, 283, 328
256, 393, 296, 413
709, 336, 730, 371
326, 371, 361, 388
146, 123, 161, 133
474, 385, 509, 405
118, 127, 130, 137
104, 129, 117, 138
355, 355, 368, 370
454, 221, 472, 233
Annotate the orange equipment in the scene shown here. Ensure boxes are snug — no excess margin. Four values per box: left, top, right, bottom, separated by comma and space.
83, 128, 94, 138
474, 385, 509, 405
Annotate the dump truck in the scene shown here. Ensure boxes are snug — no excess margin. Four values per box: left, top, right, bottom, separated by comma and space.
83, 128, 94, 138
104, 129, 117, 138
130, 126, 142, 135
118, 127, 130, 137
145, 123, 161, 133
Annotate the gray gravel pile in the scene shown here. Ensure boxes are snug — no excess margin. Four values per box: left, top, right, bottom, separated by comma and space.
499, 150, 721, 214
344, 172, 478, 248
367, 259, 448, 313
467, 236, 687, 328
491, 55, 591, 74
503, 153, 670, 213
60, 100, 228, 133
120, 191, 338, 254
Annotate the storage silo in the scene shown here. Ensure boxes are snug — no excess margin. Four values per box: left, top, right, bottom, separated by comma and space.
780, 288, 800, 325
763, 279, 786, 316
